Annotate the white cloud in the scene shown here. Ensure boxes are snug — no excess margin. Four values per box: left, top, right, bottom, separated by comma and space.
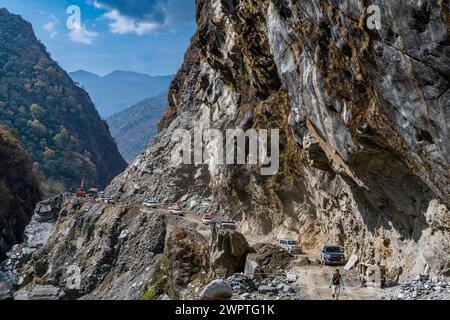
68, 23, 99, 45
93, 1, 104, 9
104, 9, 160, 35
43, 21, 58, 38
43, 15, 60, 39
91, 0, 194, 35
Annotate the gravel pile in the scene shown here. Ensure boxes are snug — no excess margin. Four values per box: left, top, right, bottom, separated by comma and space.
384, 275, 450, 300
226, 273, 258, 294
257, 275, 297, 295
249, 243, 294, 273
226, 271, 304, 300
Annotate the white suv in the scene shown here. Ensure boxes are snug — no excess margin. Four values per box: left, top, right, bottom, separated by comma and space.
279, 239, 301, 254
170, 208, 185, 216
217, 221, 237, 230
202, 214, 212, 225
143, 202, 158, 208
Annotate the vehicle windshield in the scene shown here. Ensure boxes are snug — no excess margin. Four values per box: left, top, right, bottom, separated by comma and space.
287, 241, 298, 245
325, 246, 341, 253
222, 223, 236, 228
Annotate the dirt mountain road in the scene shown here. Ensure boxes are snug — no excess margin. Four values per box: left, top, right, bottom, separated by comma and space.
290, 264, 392, 300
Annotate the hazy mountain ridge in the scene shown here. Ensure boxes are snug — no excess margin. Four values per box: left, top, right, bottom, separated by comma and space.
107, 91, 168, 162
70, 70, 173, 117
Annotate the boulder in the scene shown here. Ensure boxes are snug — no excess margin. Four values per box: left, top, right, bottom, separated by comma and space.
293, 256, 310, 267
277, 283, 296, 294
226, 273, 257, 294
200, 280, 233, 300
344, 255, 359, 270
14, 285, 65, 300
0, 281, 12, 300
384, 276, 450, 300
286, 273, 298, 283
258, 285, 278, 294
210, 230, 252, 278
244, 256, 258, 275
166, 228, 208, 287
246, 243, 294, 275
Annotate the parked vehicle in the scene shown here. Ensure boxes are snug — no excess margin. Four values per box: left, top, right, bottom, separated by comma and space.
321, 244, 346, 265
87, 188, 98, 198
168, 204, 181, 210
143, 202, 159, 209
207, 221, 217, 229
170, 208, 185, 216
217, 221, 237, 230
278, 239, 302, 254
103, 198, 115, 204
202, 214, 212, 225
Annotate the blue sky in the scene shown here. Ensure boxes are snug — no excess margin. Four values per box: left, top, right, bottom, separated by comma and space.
0, 0, 196, 76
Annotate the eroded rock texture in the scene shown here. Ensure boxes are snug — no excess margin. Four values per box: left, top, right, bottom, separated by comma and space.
108, 0, 449, 280
1, 196, 166, 300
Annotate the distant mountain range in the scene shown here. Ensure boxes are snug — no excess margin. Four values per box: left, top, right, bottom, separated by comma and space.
107, 91, 168, 162
70, 70, 173, 117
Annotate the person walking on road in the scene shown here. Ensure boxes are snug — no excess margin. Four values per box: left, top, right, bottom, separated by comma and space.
329, 269, 345, 300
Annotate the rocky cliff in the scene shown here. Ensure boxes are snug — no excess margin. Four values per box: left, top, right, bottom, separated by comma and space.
0, 196, 166, 300
108, 0, 449, 279
1, 0, 448, 300
69, 70, 173, 118
0, 126, 41, 258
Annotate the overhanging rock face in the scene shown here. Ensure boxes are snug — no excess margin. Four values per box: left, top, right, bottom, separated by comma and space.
107, 0, 449, 279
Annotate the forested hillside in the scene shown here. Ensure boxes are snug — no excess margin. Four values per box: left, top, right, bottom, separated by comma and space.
0, 125, 41, 257
0, 8, 127, 193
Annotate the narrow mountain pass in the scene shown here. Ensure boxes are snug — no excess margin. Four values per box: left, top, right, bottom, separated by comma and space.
144, 205, 394, 300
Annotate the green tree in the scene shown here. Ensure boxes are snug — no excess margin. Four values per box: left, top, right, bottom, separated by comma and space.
30, 103, 46, 118
53, 126, 69, 148
43, 147, 55, 159
27, 119, 46, 134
